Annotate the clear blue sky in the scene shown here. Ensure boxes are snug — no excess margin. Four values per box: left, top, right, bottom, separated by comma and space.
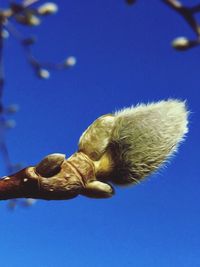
0, 0, 199, 266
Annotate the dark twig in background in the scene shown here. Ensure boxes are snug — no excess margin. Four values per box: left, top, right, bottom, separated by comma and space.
0, 1, 76, 208
127, 0, 200, 51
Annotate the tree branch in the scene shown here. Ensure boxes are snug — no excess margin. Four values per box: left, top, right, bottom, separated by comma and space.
0, 100, 189, 202
0, 14, 18, 175
0, 152, 114, 201
163, 0, 200, 36
127, 0, 200, 50
0, 19, 5, 110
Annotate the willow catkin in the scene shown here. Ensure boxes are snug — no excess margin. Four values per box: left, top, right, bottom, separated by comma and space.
79, 99, 189, 185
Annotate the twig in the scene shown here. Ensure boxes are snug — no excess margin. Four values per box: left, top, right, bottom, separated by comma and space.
0, 152, 109, 201
0, 19, 15, 175
0, 22, 5, 110
127, 0, 200, 50
0, 1, 76, 207
163, 0, 200, 36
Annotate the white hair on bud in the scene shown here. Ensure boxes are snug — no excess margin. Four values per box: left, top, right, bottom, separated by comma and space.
109, 99, 189, 184
78, 99, 189, 186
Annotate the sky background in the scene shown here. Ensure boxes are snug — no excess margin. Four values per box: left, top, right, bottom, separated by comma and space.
0, 0, 199, 266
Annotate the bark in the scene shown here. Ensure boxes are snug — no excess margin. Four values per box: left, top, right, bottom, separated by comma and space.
0, 152, 114, 201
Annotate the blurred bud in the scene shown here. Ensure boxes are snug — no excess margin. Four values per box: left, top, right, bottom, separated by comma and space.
6, 104, 19, 114
10, 3, 24, 13
7, 200, 17, 210
126, 0, 137, 4
64, 56, 77, 67
38, 2, 58, 15
5, 119, 16, 129
22, 199, 37, 207
28, 14, 41, 26
14, 15, 26, 25
22, 37, 36, 46
37, 69, 50, 79
1, 30, 9, 39
172, 37, 191, 51
15, 14, 41, 26
36, 153, 66, 177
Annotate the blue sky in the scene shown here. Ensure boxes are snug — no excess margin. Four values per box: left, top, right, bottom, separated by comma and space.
0, 0, 200, 266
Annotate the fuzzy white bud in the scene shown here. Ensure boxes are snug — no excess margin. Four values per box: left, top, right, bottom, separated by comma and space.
38, 2, 58, 15
1, 30, 9, 39
28, 15, 41, 26
38, 69, 50, 79
5, 119, 16, 129
172, 37, 190, 51
79, 100, 189, 185
6, 104, 19, 114
15, 14, 41, 26
64, 56, 77, 67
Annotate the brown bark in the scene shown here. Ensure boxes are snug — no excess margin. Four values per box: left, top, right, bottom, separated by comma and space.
0, 153, 90, 201
0, 163, 81, 201
0, 152, 114, 201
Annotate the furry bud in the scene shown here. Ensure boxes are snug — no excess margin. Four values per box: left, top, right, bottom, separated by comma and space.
15, 14, 41, 26
5, 119, 16, 129
172, 37, 197, 51
6, 104, 19, 114
64, 56, 77, 67
79, 100, 189, 185
37, 69, 50, 79
1, 30, 9, 39
27, 15, 41, 26
38, 3, 58, 15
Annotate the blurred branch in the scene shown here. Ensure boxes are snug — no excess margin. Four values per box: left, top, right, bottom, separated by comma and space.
0, 1, 76, 176
0, 18, 18, 176
5, 20, 76, 79
1, 1, 76, 79
127, 0, 200, 51
163, 0, 200, 36
22, 0, 39, 8
0, 1, 76, 207
0, 21, 5, 111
